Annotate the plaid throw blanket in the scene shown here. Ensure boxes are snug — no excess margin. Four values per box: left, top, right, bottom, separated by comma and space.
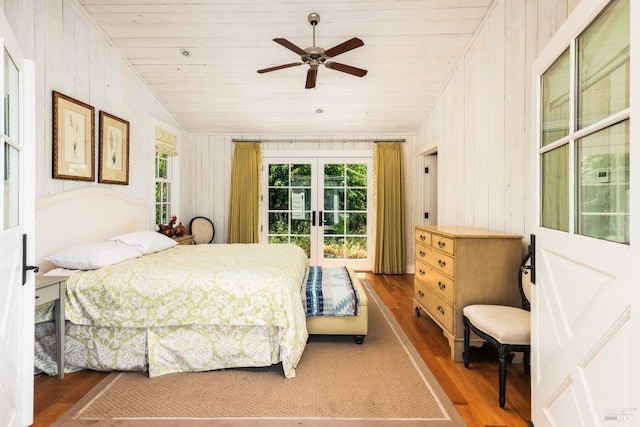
303, 266, 360, 316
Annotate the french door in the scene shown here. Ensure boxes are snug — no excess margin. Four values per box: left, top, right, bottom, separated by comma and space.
532, 0, 634, 424
0, 10, 36, 427
262, 154, 373, 270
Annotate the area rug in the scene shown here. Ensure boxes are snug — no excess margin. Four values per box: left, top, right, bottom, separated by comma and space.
53, 281, 465, 426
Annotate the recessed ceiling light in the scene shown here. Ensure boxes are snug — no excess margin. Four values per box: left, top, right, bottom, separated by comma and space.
180, 49, 191, 57
316, 108, 323, 114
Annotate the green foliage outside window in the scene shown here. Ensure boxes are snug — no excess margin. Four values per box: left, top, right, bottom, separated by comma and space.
155, 152, 171, 225
267, 162, 368, 260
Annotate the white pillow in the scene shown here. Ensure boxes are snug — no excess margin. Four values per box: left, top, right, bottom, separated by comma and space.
108, 230, 177, 255
44, 242, 143, 270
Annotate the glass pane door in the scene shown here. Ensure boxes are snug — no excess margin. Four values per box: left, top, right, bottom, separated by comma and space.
320, 161, 369, 265
265, 162, 315, 259
263, 157, 372, 269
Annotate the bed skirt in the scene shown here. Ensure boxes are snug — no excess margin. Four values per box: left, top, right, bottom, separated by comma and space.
35, 320, 283, 378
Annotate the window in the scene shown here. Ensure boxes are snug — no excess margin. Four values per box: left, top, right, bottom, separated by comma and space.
539, 0, 629, 244
3, 49, 20, 229
155, 151, 171, 225
154, 127, 178, 225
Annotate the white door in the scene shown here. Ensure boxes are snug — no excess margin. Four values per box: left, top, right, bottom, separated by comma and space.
531, 0, 634, 424
0, 11, 36, 427
262, 152, 373, 270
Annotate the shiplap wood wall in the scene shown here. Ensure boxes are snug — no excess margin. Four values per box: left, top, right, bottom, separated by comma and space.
415, 0, 581, 257
2, 0, 184, 208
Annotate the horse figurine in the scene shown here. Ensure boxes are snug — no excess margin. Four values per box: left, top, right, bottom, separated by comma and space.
158, 215, 177, 237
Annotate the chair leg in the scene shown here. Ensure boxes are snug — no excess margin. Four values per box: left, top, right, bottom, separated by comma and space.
524, 348, 531, 374
463, 317, 470, 368
498, 346, 507, 408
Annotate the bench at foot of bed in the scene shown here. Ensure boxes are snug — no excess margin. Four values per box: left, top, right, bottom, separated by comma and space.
305, 268, 368, 344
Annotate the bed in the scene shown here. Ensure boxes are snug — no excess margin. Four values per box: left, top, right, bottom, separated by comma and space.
34, 188, 309, 378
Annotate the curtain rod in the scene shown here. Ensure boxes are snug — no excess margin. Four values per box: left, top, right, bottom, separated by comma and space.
232, 138, 405, 143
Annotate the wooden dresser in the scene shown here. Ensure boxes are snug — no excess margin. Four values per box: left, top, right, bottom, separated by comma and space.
413, 225, 523, 362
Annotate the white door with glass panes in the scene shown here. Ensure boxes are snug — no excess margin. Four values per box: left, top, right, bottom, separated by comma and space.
0, 11, 36, 427
262, 154, 372, 270
531, 0, 635, 424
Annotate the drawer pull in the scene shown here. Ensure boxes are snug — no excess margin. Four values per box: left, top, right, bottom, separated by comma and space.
417, 290, 425, 298
419, 234, 426, 241
419, 269, 426, 276
438, 259, 446, 268
419, 250, 425, 257
437, 305, 445, 315
438, 281, 446, 290
438, 241, 446, 249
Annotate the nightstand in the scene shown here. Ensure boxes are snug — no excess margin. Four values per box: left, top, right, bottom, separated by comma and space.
35, 275, 67, 379
173, 234, 195, 245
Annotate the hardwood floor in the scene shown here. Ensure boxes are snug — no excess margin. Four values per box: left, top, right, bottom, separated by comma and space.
33, 272, 531, 427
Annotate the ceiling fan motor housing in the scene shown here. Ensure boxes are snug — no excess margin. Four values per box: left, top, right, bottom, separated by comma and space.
304, 46, 326, 62
308, 13, 320, 26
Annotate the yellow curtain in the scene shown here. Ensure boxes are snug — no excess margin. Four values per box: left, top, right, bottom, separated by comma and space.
228, 142, 262, 243
373, 142, 406, 274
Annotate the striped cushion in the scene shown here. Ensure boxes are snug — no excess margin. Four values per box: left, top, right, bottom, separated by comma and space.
303, 266, 360, 316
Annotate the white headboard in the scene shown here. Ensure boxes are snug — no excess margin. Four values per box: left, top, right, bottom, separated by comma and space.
36, 187, 148, 273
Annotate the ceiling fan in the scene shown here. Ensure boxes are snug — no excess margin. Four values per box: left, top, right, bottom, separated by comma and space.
257, 13, 367, 89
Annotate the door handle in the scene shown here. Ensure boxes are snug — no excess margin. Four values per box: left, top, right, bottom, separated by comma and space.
22, 234, 39, 286
319, 211, 323, 226
529, 234, 536, 284
312, 211, 316, 226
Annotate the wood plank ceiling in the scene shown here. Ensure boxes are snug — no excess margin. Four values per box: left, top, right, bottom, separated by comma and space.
78, 0, 494, 135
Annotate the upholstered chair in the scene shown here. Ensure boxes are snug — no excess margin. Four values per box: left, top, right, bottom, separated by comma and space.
189, 217, 215, 244
462, 252, 532, 408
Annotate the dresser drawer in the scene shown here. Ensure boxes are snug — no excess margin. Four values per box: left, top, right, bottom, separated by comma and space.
415, 259, 429, 282
423, 290, 454, 334
35, 282, 61, 305
424, 246, 455, 277
415, 242, 430, 266
415, 229, 431, 246
413, 279, 429, 308
432, 234, 455, 255
421, 263, 454, 305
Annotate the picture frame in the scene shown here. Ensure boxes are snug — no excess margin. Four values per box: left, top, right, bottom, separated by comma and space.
52, 91, 95, 181
98, 111, 130, 185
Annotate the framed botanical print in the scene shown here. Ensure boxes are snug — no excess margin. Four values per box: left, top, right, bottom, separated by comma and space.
52, 91, 95, 181
98, 111, 130, 185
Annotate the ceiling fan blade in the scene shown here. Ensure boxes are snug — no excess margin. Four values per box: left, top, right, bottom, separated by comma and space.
325, 62, 368, 77
305, 68, 317, 89
273, 38, 308, 57
324, 37, 364, 58
257, 62, 303, 73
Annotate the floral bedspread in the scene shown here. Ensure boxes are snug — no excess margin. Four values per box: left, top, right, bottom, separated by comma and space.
36, 243, 309, 378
